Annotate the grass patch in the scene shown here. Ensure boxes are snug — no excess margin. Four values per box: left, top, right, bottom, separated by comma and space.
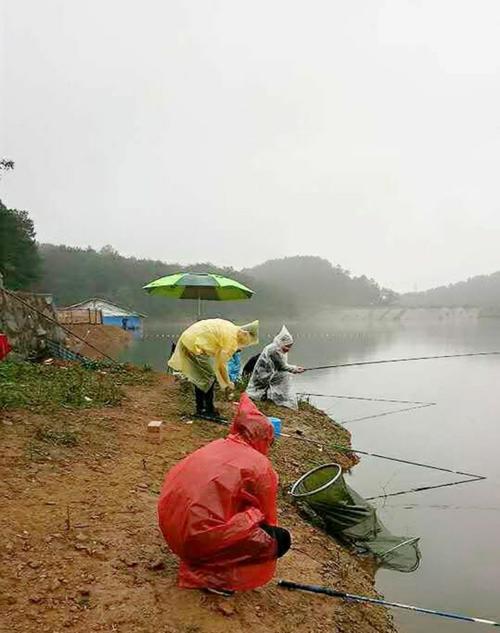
0, 361, 123, 411
90, 362, 155, 386
34, 426, 79, 446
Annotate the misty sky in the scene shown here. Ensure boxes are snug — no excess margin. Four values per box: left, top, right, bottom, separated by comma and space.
2, 1, 500, 292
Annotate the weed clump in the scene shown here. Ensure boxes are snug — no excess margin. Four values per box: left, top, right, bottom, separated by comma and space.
0, 361, 123, 411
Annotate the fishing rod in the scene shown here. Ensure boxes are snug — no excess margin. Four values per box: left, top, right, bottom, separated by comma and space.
327, 442, 484, 479
339, 402, 435, 424
304, 350, 500, 372
278, 580, 500, 627
365, 475, 486, 501
280, 432, 486, 498
299, 392, 436, 405
298, 392, 437, 424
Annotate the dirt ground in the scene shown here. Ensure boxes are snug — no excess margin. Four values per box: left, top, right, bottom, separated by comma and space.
0, 373, 396, 633
64, 325, 132, 360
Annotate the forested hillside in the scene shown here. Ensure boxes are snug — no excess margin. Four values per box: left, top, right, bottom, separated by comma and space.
401, 272, 500, 307
36, 246, 394, 319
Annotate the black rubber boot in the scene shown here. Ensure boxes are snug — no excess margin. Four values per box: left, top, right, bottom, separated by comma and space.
204, 383, 219, 417
194, 386, 205, 415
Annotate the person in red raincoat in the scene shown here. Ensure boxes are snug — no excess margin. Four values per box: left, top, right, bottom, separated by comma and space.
157, 393, 291, 593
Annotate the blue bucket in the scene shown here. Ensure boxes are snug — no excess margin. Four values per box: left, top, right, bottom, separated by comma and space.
268, 416, 282, 438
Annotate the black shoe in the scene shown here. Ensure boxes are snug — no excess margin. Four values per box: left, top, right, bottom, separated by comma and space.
205, 407, 220, 418
193, 412, 228, 425
204, 588, 235, 597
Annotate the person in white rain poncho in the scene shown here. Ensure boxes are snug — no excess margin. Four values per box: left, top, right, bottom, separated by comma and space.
246, 326, 304, 410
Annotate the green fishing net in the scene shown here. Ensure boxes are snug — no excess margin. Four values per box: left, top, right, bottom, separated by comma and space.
291, 463, 421, 573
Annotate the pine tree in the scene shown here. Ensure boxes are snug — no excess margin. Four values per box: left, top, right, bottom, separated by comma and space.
0, 201, 41, 290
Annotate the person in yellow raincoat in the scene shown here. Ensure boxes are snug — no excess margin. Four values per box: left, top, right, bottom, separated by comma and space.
169, 318, 259, 417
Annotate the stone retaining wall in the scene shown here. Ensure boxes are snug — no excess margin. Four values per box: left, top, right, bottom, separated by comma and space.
0, 288, 65, 358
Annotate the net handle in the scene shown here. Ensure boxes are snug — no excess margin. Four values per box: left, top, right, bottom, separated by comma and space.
290, 463, 342, 498
379, 536, 421, 559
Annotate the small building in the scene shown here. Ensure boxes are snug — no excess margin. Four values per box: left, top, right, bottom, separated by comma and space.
61, 298, 145, 337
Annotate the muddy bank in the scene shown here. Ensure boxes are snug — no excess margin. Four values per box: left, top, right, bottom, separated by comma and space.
65, 324, 132, 360
0, 367, 396, 633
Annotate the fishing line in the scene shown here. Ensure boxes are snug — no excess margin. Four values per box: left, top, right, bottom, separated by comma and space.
329, 440, 486, 501
280, 433, 486, 499
278, 580, 500, 627
299, 392, 436, 405
305, 350, 500, 372
383, 503, 500, 512
338, 403, 435, 424
365, 475, 486, 501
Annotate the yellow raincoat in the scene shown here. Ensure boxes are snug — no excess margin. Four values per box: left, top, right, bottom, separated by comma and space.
169, 319, 259, 392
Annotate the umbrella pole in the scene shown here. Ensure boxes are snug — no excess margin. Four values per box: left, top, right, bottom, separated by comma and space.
197, 296, 202, 320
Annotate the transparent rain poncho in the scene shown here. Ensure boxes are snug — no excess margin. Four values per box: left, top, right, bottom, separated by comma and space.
246, 325, 299, 410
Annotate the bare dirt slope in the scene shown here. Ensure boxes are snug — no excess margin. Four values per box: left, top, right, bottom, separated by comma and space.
64, 325, 132, 360
0, 373, 396, 633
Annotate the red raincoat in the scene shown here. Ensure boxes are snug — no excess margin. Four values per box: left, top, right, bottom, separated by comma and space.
0, 334, 11, 361
158, 393, 278, 591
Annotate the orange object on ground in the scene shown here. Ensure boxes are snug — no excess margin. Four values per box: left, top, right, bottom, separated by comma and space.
0, 334, 11, 361
157, 393, 278, 591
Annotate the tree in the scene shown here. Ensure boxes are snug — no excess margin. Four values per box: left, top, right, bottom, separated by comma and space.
0, 201, 41, 289
0, 159, 14, 174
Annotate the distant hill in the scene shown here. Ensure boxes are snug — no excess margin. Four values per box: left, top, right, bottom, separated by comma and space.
244, 256, 395, 311
36, 245, 396, 320
401, 271, 500, 307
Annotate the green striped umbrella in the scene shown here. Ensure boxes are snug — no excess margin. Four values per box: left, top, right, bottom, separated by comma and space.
143, 272, 254, 317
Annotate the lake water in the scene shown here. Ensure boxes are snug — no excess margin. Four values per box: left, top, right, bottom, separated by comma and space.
121, 319, 500, 632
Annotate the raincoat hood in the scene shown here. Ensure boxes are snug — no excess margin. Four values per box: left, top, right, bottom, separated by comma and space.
239, 320, 259, 346
273, 325, 293, 351
229, 393, 274, 455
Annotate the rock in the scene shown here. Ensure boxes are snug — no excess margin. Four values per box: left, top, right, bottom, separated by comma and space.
78, 587, 91, 596
124, 558, 138, 567
74, 543, 88, 551
50, 579, 61, 591
92, 548, 107, 560
28, 560, 41, 569
147, 558, 165, 571
75, 533, 88, 542
29, 595, 41, 603
5, 542, 14, 553
217, 602, 235, 617
5, 594, 17, 605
